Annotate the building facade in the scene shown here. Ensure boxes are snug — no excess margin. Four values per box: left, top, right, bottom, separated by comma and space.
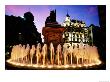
62, 13, 93, 47
42, 10, 65, 48
42, 11, 93, 48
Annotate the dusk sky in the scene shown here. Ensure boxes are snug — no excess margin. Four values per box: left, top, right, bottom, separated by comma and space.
5, 5, 99, 41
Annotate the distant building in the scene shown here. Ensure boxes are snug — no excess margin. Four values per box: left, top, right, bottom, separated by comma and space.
45, 10, 61, 27
63, 13, 93, 47
42, 10, 65, 48
63, 13, 86, 28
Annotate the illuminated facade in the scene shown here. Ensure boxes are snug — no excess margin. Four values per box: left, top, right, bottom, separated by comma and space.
42, 10, 65, 47
43, 11, 93, 48
42, 27, 64, 47
63, 13, 93, 47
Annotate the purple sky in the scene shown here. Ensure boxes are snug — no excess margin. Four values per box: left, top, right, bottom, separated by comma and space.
5, 5, 99, 41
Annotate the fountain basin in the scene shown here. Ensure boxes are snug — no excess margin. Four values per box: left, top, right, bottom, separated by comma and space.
6, 59, 102, 70
6, 43, 103, 70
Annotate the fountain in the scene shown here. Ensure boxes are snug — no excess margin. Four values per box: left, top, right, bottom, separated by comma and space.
42, 44, 47, 66
7, 43, 102, 69
36, 43, 41, 65
56, 44, 62, 66
50, 43, 54, 65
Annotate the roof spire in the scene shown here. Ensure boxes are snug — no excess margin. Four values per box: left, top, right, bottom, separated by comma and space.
66, 10, 70, 17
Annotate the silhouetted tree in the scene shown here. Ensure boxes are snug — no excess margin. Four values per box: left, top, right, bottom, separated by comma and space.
5, 11, 42, 47
89, 24, 106, 63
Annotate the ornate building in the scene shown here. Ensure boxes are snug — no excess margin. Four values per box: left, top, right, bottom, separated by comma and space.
62, 13, 93, 47
42, 10, 65, 48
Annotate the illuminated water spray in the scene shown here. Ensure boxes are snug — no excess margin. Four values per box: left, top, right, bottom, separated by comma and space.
7, 43, 101, 69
